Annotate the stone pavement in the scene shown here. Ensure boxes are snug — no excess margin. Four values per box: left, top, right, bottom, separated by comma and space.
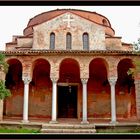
0, 117, 140, 134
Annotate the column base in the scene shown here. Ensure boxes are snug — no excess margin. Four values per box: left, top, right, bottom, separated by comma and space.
110, 120, 118, 125
0, 117, 3, 121
49, 120, 58, 124
21, 120, 29, 123
81, 120, 89, 124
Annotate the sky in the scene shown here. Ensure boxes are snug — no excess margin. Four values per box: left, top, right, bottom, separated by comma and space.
0, 6, 140, 51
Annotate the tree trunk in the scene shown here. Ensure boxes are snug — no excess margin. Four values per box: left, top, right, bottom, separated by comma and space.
0, 99, 3, 121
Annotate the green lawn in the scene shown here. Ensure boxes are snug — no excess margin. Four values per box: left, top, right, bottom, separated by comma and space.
0, 127, 140, 133
0, 128, 40, 133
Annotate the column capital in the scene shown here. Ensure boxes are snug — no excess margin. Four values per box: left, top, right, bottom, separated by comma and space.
22, 77, 31, 84
81, 78, 88, 84
108, 77, 117, 86
51, 77, 58, 83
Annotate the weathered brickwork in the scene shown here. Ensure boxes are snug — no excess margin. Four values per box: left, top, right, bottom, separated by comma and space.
1, 9, 138, 122
2, 54, 137, 119
17, 38, 32, 48
33, 13, 105, 50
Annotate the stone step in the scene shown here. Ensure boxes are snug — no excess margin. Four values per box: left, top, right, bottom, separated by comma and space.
42, 124, 95, 129
41, 128, 96, 133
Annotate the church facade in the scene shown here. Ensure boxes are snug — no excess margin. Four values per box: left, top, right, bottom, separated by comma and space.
1, 9, 140, 124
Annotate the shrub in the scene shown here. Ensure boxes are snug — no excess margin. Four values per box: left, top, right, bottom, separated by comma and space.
0, 80, 11, 100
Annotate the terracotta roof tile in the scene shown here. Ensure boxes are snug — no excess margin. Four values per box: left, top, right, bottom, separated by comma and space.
24, 9, 114, 37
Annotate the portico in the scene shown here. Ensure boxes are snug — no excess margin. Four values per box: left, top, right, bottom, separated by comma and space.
0, 9, 139, 125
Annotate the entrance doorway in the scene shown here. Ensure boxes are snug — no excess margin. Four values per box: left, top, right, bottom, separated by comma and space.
57, 85, 77, 118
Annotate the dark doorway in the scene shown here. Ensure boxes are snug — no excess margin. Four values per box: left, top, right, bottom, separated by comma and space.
57, 85, 77, 118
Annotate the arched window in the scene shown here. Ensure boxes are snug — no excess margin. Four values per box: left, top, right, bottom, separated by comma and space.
50, 32, 55, 50
66, 32, 72, 50
83, 33, 89, 50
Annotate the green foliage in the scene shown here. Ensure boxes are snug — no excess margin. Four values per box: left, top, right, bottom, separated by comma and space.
0, 53, 11, 99
130, 127, 140, 133
0, 53, 9, 73
0, 80, 11, 100
127, 68, 135, 77
0, 128, 40, 133
97, 127, 140, 133
127, 40, 140, 80
127, 60, 140, 78
133, 38, 140, 51
127, 38, 140, 76
134, 60, 140, 73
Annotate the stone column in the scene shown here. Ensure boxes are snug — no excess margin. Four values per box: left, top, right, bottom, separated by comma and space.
134, 80, 140, 120
0, 100, 3, 121
22, 77, 31, 123
49, 78, 58, 123
108, 77, 117, 124
81, 78, 89, 124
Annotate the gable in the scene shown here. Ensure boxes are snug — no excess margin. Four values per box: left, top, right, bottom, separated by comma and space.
33, 12, 105, 50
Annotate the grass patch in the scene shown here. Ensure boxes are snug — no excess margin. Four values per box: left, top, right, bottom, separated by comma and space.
129, 127, 140, 133
0, 128, 40, 133
96, 127, 140, 133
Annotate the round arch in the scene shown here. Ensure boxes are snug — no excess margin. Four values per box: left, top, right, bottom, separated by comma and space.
89, 57, 109, 76
32, 58, 51, 85
32, 57, 51, 70
117, 58, 135, 91
58, 58, 80, 118
4, 58, 23, 118
116, 58, 136, 119
59, 58, 80, 83
6, 57, 23, 68
88, 57, 110, 118
6, 58, 23, 88
29, 58, 52, 118
59, 57, 80, 68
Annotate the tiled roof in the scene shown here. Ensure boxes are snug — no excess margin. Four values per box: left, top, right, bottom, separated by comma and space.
24, 9, 114, 37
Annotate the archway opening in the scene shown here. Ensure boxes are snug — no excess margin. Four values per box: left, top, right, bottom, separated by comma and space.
116, 59, 136, 119
29, 59, 51, 118
58, 58, 80, 118
88, 58, 110, 118
4, 59, 23, 118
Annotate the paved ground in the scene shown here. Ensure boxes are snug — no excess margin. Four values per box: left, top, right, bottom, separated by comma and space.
1, 117, 140, 126
0, 117, 140, 134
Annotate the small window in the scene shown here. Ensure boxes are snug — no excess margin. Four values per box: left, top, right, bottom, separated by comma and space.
83, 33, 89, 50
50, 32, 55, 50
66, 32, 72, 50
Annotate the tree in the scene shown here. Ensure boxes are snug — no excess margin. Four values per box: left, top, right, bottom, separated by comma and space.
133, 38, 140, 51
127, 38, 140, 77
0, 53, 11, 99
0, 80, 11, 100
0, 53, 9, 73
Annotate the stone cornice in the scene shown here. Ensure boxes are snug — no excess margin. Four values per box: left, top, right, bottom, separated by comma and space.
0, 50, 136, 56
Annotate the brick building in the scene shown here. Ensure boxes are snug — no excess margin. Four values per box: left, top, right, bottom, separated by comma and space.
1, 9, 140, 124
